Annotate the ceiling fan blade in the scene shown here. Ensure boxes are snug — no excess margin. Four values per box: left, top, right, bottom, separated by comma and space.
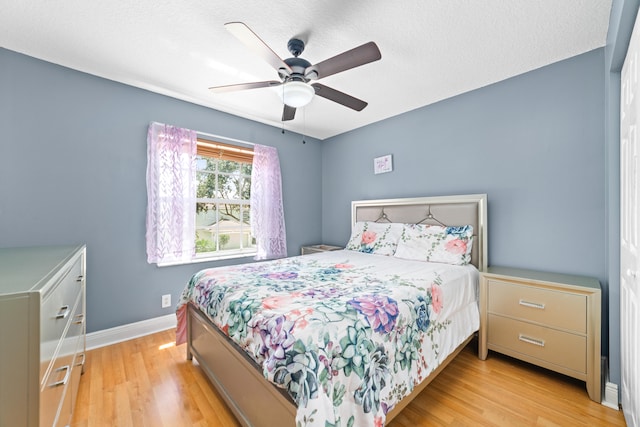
209, 81, 281, 93
306, 41, 381, 80
225, 22, 292, 75
282, 105, 296, 121
311, 83, 368, 111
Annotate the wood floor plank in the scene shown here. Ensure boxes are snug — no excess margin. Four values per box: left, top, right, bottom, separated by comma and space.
71, 331, 626, 427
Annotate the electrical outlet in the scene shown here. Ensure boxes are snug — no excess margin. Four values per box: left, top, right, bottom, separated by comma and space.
161, 294, 171, 308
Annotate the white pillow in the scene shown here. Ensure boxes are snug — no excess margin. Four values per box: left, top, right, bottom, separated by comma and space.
345, 222, 404, 256
394, 224, 474, 265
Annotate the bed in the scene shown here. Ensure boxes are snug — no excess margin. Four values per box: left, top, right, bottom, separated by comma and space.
176, 194, 487, 427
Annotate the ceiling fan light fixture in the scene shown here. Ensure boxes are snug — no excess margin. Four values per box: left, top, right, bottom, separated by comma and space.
279, 81, 314, 108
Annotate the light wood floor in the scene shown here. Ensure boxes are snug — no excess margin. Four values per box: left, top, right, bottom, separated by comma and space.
71, 329, 626, 427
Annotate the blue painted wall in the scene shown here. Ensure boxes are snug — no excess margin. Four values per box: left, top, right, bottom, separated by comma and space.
0, 48, 323, 333
322, 49, 605, 282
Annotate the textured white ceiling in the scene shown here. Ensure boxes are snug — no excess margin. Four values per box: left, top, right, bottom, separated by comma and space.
1, 1, 612, 140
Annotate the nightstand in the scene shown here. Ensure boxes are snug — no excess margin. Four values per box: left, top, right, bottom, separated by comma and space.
479, 266, 601, 403
300, 244, 343, 255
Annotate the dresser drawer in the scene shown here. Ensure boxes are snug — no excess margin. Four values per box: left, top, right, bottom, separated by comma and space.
488, 314, 586, 374
69, 349, 86, 413
40, 258, 83, 366
41, 288, 83, 384
40, 348, 75, 427
487, 279, 586, 333
58, 342, 86, 427
41, 291, 84, 427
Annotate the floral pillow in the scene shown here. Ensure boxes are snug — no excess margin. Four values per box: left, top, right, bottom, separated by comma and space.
345, 222, 404, 256
394, 224, 474, 265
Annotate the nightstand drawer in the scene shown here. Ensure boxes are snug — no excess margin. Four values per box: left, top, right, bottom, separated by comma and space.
487, 279, 586, 333
488, 314, 586, 374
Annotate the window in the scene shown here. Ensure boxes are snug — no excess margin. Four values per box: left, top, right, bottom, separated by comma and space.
194, 138, 255, 259
146, 122, 286, 265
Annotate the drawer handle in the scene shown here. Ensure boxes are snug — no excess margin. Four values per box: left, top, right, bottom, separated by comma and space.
75, 353, 86, 367
49, 365, 70, 388
74, 313, 85, 325
518, 334, 545, 347
519, 299, 545, 310
55, 305, 70, 319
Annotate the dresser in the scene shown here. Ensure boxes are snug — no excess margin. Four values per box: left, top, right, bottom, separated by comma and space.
0, 245, 86, 427
478, 266, 601, 403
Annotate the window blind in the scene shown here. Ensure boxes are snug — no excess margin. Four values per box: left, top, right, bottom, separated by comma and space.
196, 138, 254, 164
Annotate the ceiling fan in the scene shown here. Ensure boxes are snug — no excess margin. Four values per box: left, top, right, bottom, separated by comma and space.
209, 22, 382, 122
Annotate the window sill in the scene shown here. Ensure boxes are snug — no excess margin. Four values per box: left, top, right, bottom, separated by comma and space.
157, 250, 257, 267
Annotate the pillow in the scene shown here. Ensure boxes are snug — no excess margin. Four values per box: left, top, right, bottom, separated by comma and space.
345, 222, 404, 256
394, 224, 474, 265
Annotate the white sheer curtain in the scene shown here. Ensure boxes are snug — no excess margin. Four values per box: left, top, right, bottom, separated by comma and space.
146, 122, 197, 264
251, 144, 287, 260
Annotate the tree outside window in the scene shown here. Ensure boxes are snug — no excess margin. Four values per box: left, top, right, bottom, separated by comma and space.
195, 155, 255, 256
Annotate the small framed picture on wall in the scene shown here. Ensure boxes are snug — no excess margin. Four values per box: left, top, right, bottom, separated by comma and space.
374, 154, 393, 174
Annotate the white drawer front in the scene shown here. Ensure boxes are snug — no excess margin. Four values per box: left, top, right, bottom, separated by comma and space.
487, 279, 586, 333
40, 292, 84, 427
40, 258, 83, 371
69, 347, 86, 415
41, 285, 83, 384
488, 314, 587, 374
40, 350, 74, 427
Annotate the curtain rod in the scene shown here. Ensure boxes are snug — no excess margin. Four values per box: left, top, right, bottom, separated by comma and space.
196, 130, 255, 147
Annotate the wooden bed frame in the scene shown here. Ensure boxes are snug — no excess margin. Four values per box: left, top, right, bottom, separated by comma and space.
186, 194, 488, 426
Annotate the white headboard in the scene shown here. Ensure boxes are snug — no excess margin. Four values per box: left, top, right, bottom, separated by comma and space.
351, 194, 488, 270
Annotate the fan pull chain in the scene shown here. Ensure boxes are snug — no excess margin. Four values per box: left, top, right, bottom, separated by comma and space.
302, 107, 306, 144
281, 84, 286, 134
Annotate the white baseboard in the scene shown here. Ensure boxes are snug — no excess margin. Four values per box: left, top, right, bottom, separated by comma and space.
85, 314, 177, 350
602, 382, 620, 410
600, 356, 619, 410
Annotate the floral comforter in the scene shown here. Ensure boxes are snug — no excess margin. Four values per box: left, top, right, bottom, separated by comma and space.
176, 250, 479, 427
